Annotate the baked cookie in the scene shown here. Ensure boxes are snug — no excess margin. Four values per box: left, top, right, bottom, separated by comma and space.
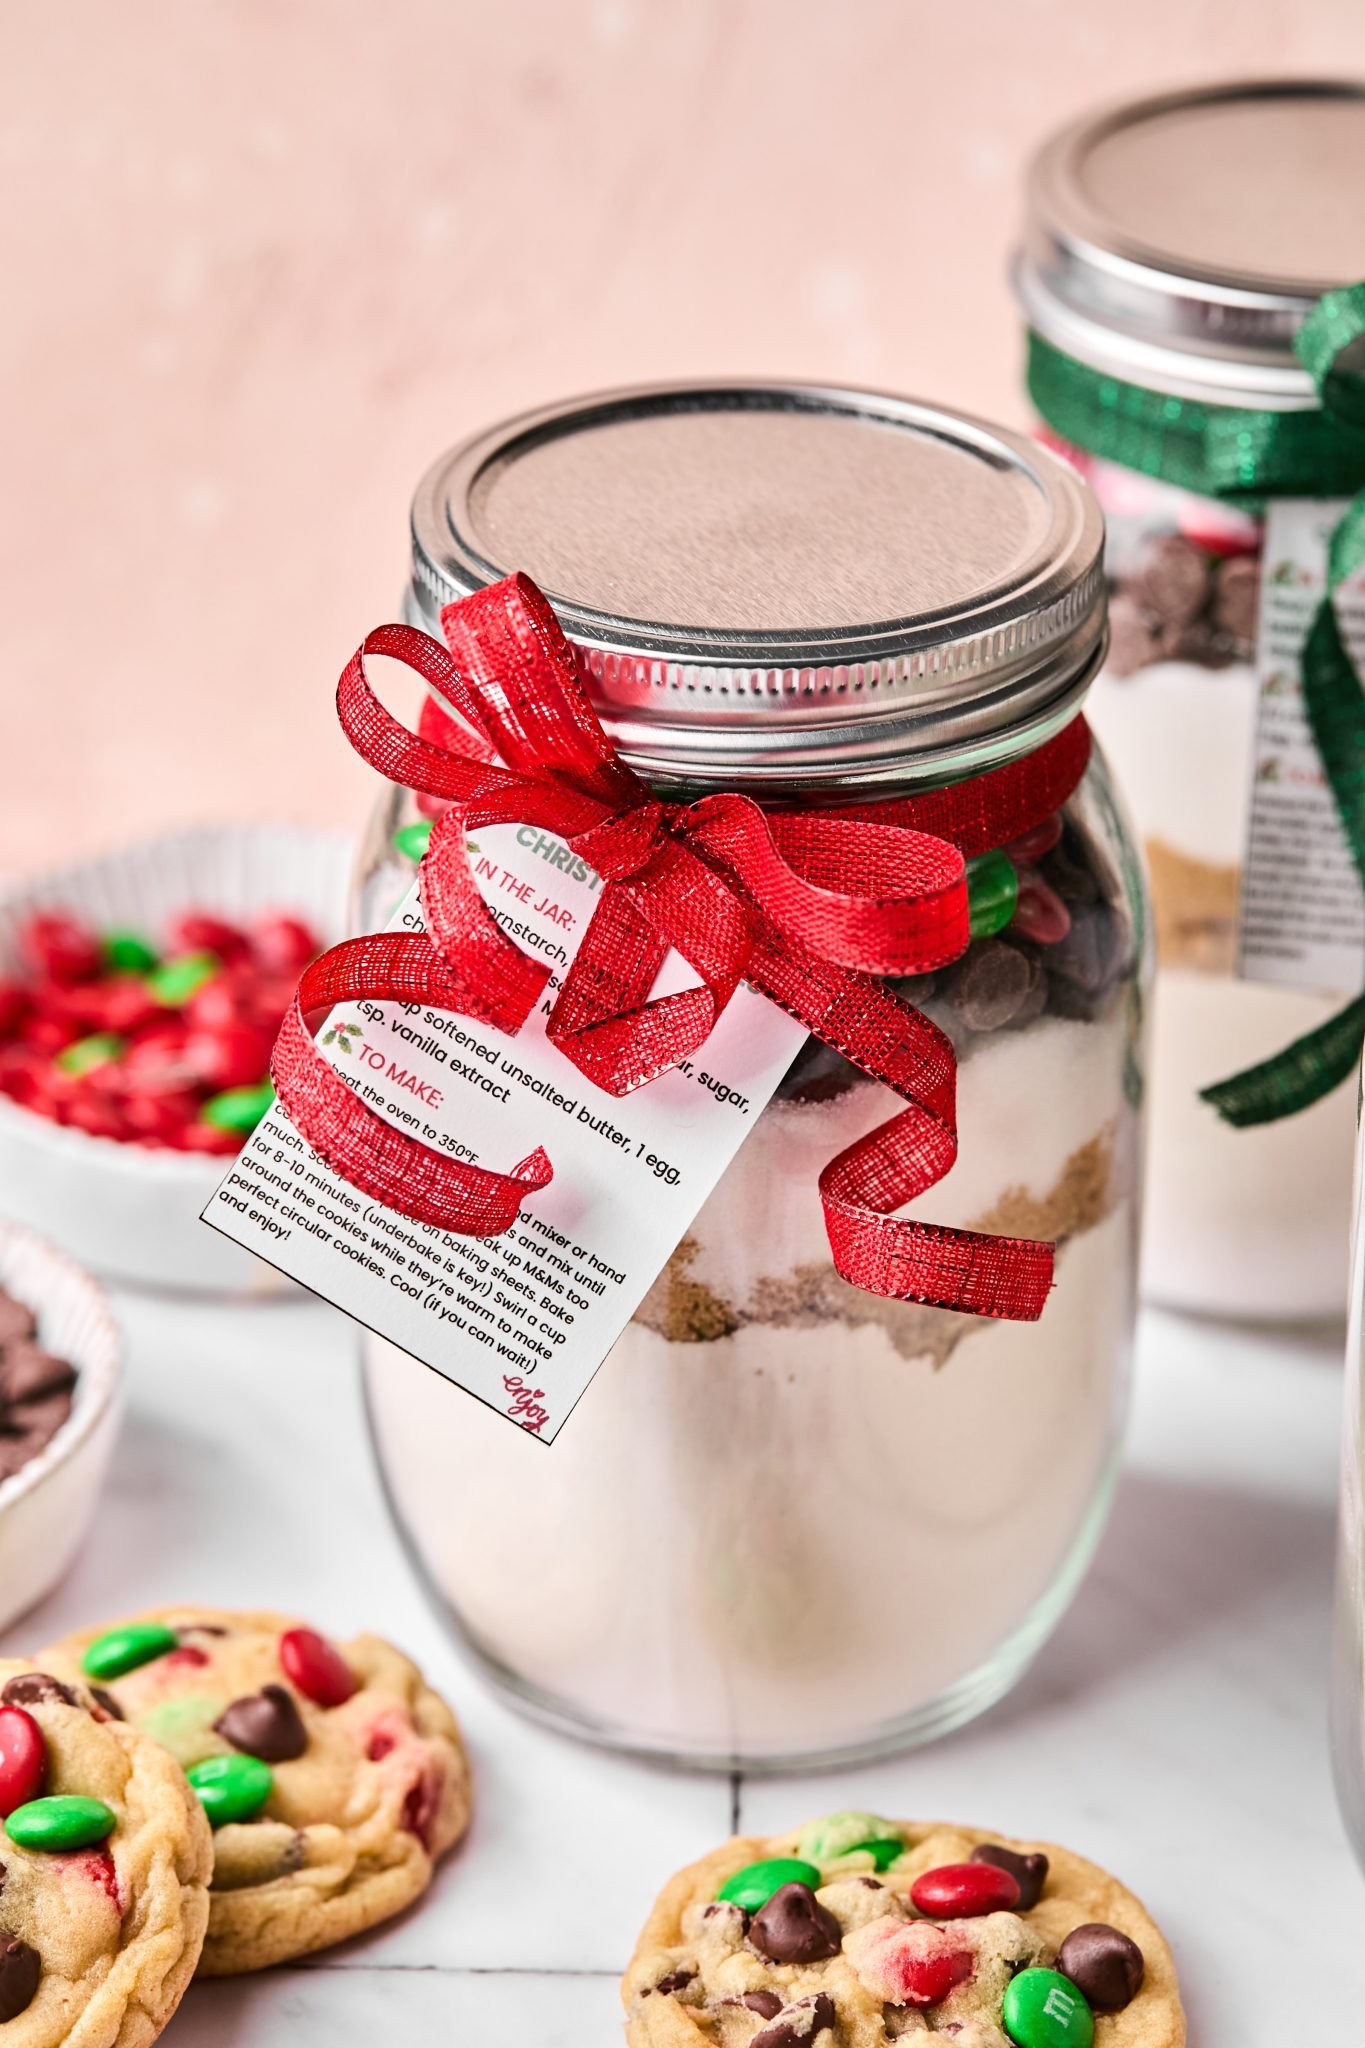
623, 1812, 1184, 2047
39, 1608, 470, 1975
0, 1659, 211, 2045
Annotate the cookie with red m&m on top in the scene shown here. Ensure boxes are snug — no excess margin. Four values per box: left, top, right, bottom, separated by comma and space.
0, 1659, 211, 2043
623, 1812, 1183, 2048
38, 1609, 469, 1974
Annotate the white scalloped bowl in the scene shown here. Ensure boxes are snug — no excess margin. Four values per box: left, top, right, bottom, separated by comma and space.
0, 1221, 122, 1634
0, 825, 353, 1295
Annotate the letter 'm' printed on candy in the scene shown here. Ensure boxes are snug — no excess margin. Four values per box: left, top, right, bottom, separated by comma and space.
202, 823, 806, 1442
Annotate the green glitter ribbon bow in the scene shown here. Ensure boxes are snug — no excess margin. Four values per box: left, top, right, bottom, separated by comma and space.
1028, 286, 1365, 1125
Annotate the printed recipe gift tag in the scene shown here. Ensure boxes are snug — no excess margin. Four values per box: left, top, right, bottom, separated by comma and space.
204, 823, 808, 1441
1237, 499, 1365, 992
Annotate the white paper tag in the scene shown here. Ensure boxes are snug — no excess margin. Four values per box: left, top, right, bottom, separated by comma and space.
1237, 499, 1365, 993
202, 823, 807, 1440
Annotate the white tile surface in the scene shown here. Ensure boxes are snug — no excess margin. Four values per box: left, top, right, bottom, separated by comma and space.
4, 1287, 1362, 2042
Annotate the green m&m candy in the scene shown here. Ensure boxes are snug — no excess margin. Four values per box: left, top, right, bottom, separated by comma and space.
148, 951, 219, 1005
966, 848, 1020, 940
186, 1754, 274, 1828
102, 931, 158, 974
798, 1810, 904, 1868
393, 821, 434, 861
56, 1033, 125, 1077
855, 1837, 905, 1871
4, 1796, 115, 1851
716, 1857, 822, 1913
1003, 1968, 1094, 2048
201, 1082, 275, 1134
82, 1622, 180, 1681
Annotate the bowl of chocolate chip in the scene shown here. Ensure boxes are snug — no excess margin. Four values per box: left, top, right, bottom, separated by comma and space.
0, 1220, 122, 1632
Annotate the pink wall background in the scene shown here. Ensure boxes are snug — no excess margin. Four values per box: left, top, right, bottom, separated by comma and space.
3, 1, 1361, 876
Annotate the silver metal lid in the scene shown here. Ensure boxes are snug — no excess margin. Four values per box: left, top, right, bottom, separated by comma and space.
1017, 79, 1365, 408
408, 382, 1105, 793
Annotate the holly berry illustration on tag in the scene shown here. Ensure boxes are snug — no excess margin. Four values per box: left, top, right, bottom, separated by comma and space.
320, 1019, 364, 1057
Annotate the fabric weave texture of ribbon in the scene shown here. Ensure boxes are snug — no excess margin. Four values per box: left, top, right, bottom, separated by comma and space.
1028, 283, 1365, 1125
270, 573, 1092, 1323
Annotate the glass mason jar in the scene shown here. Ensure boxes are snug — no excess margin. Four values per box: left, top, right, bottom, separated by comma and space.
1333, 1074, 1365, 1870
1016, 79, 1365, 1321
359, 382, 1149, 1768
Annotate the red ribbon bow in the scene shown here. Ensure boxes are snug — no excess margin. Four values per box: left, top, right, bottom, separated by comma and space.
271, 574, 1091, 1322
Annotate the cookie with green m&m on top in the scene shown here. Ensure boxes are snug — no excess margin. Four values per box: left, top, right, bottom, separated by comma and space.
623, 1812, 1184, 2047
38, 1608, 470, 1974
0, 1659, 212, 2044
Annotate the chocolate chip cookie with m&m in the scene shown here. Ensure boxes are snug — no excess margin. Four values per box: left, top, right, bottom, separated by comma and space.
623, 1813, 1184, 2048
0, 1660, 212, 2043
38, 1609, 470, 1975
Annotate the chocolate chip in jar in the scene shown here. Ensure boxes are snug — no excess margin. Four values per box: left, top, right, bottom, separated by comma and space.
1103, 593, 1162, 679
1131, 532, 1211, 629
1210, 553, 1260, 647
1045, 902, 1130, 998
942, 939, 1045, 1034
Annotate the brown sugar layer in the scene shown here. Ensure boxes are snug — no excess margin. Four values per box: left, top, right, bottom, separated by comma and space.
1145, 836, 1239, 975
634, 1126, 1118, 1366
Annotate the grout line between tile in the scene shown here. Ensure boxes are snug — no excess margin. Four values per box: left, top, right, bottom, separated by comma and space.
729, 1769, 743, 1835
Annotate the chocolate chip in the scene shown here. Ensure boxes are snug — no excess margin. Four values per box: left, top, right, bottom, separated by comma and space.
741, 1991, 784, 2018
748, 1883, 841, 1966
750, 1992, 837, 2048
970, 1843, 1049, 1911
944, 939, 1041, 1033
2, 1390, 72, 1458
1, 1673, 77, 1708
0, 1937, 39, 2022
0, 1861, 6, 1896
648, 1968, 695, 1997
1103, 595, 1161, 679
1132, 533, 1210, 627
89, 1687, 124, 1722
856, 1876, 883, 1890
1056, 1922, 1144, 2011
0, 1296, 36, 1349
1040, 839, 1101, 909
1156, 615, 1227, 666
1211, 555, 1260, 644
0, 1344, 76, 1405
214, 1685, 308, 1763
1046, 904, 1127, 995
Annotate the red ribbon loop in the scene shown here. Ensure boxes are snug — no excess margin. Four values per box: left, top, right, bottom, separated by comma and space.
271, 573, 1092, 1323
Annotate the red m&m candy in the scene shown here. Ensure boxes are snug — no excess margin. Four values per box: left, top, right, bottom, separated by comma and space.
0, 1706, 47, 1817
279, 1628, 357, 1708
19, 915, 101, 986
911, 1861, 1021, 1918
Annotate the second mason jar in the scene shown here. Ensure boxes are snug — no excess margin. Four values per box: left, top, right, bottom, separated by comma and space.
1016, 79, 1365, 1320
360, 381, 1148, 1767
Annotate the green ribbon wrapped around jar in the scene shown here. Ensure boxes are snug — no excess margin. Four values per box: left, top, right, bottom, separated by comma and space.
1028, 282, 1365, 1125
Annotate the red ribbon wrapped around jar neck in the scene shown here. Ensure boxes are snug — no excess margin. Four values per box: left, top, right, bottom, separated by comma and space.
270, 573, 1092, 1323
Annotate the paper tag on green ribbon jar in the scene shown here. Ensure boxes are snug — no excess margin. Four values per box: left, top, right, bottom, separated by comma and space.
1237, 500, 1365, 994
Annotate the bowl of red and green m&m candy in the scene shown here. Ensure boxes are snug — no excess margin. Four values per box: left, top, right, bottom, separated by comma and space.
0, 825, 351, 1293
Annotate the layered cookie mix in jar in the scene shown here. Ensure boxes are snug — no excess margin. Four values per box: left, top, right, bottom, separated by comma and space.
1016, 79, 1365, 1319
331, 382, 1151, 1767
